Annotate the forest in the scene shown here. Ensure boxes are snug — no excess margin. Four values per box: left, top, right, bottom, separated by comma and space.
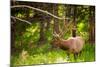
11, 1, 95, 66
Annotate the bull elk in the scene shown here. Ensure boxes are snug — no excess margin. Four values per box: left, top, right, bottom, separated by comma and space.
51, 32, 85, 60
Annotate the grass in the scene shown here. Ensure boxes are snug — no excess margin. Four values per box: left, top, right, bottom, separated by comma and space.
11, 43, 95, 67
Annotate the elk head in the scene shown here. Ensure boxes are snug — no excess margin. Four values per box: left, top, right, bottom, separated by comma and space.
51, 32, 62, 48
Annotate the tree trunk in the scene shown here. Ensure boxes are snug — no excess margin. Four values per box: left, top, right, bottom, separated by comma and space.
38, 21, 47, 44
88, 6, 95, 44
72, 5, 77, 37
11, 21, 16, 55
38, 4, 49, 45
53, 4, 60, 34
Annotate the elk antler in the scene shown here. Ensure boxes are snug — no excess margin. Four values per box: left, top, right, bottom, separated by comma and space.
53, 32, 60, 38
59, 19, 72, 38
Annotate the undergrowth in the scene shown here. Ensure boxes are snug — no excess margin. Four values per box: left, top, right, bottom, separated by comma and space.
11, 43, 95, 67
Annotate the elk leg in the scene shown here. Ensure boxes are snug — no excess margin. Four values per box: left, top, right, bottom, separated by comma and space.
74, 53, 78, 61
66, 52, 70, 61
79, 51, 82, 57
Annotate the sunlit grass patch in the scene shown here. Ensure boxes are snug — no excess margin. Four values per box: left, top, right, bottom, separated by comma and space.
11, 43, 95, 66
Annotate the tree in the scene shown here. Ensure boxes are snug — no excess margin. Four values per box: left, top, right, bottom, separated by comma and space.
72, 5, 77, 37
53, 4, 60, 34
88, 6, 95, 44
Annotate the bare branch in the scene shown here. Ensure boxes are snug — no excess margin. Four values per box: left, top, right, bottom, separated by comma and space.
11, 5, 70, 20
11, 5, 71, 37
11, 16, 32, 25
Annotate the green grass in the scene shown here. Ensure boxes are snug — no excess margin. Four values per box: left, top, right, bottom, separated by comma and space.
11, 43, 95, 67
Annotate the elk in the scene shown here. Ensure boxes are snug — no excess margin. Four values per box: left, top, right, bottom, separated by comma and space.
51, 32, 85, 60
